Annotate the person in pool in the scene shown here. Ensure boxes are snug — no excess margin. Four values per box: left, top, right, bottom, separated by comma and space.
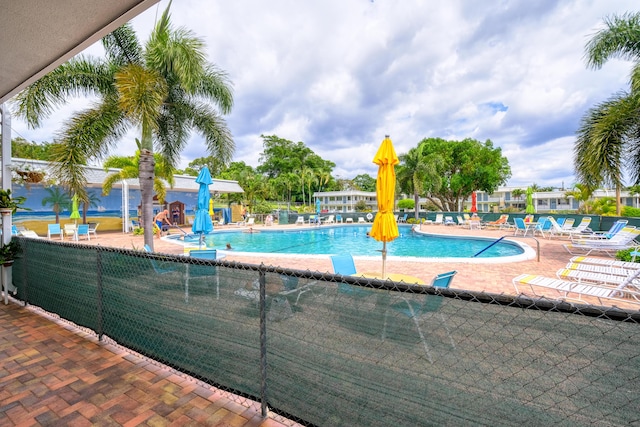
226, 243, 233, 250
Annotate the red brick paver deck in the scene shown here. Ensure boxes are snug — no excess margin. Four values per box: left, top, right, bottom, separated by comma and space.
0, 303, 297, 426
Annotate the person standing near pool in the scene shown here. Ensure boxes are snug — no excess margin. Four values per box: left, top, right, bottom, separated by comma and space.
154, 209, 171, 238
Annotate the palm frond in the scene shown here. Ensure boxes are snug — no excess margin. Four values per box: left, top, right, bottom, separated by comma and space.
13, 57, 115, 127
114, 64, 167, 128
190, 103, 235, 166
102, 24, 143, 66
585, 12, 640, 69
195, 66, 234, 114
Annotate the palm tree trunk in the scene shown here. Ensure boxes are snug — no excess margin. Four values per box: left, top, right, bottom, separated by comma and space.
139, 149, 156, 249
414, 191, 420, 220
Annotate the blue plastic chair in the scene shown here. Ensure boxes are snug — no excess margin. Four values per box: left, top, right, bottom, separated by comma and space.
533, 217, 551, 237
189, 249, 219, 299
388, 271, 457, 363
47, 224, 63, 240
330, 254, 357, 275
330, 254, 372, 297
143, 244, 181, 275
11, 225, 19, 236
513, 218, 527, 236
76, 224, 90, 240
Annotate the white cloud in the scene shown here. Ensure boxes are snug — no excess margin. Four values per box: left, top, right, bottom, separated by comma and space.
8, 0, 640, 188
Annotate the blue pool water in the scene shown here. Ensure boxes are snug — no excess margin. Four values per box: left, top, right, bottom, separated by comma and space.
167, 225, 524, 258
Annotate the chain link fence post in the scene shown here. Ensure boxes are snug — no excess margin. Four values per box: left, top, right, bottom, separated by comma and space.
259, 263, 268, 418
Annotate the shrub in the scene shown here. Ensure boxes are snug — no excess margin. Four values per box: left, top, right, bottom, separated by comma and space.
616, 247, 640, 262
622, 206, 640, 218
397, 199, 415, 210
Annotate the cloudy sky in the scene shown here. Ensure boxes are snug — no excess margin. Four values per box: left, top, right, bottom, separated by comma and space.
9, 0, 640, 188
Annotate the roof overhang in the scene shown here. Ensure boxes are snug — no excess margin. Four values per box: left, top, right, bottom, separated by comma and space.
11, 158, 245, 194
0, 0, 160, 104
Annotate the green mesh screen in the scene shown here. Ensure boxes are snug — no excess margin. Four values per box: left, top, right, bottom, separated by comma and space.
11, 238, 640, 427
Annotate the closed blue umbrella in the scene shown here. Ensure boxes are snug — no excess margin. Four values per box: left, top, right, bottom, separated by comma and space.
192, 167, 214, 248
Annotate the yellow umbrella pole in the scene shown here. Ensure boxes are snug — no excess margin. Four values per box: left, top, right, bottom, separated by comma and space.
382, 241, 387, 279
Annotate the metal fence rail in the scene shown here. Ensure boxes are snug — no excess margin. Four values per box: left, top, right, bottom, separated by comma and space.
11, 237, 640, 427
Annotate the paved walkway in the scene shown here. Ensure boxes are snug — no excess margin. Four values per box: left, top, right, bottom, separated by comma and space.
0, 302, 296, 426
1, 221, 636, 426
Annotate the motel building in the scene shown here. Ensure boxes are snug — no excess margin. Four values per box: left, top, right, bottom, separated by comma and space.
314, 187, 640, 214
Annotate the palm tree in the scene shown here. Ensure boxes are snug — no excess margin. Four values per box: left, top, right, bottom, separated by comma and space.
575, 12, 640, 215
564, 183, 596, 214
510, 188, 525, 209
102, 145, 176, 204
398, 146, 430, 220
14, 3, 234, 249
41, 187, 71, 224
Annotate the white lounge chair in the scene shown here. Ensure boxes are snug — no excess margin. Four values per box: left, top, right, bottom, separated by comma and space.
433, 214, 444, 225
547, 216, 570, 239
238, 217, 255, 227
564, 217, 592, 237
357, 217, 366, 223
513, 269, 640, 306
569, 256, 640, 270
555, 268, 635, 286
322, 215, 335, 224
563, 227, 640, 256
295, 216, 304, 225
19, 230, 41, 238
563, 261, 635, 278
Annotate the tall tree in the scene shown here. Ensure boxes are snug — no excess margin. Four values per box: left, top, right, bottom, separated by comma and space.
575, 12, 640, 215
417, 138, 510, 211
257, 135, 335, 202
510, 188, 525, 206
14, 3, 234, 249
352, 174, 376, 192
397, 144, 441, 220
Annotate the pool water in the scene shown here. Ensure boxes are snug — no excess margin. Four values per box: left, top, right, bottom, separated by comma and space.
167, 225, 524, 258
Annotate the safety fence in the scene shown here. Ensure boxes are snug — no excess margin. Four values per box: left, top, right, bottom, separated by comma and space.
10, 237, 640, 426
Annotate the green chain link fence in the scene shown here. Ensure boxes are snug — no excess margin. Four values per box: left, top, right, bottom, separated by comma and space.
10, 237, 640, 426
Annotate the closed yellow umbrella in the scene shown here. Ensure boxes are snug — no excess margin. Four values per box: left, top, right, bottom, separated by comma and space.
209, 197, 214, 217
369, 135, 399, 279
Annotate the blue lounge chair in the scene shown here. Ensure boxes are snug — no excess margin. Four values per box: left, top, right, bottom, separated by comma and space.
576, 219, 628, 241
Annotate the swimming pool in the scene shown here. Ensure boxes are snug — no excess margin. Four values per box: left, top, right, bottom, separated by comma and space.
166, 225, 531, 260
